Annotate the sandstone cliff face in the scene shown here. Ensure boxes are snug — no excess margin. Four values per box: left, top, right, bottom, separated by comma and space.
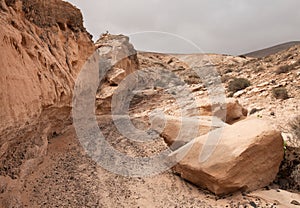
4, 0, 87, 32
0, 0, 94, 196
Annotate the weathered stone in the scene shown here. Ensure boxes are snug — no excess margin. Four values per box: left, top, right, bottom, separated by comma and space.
199, 98, 248, 124
0, 1, 94, 205
150, 114, 227, 150
170, 118, 284, 195
233, 90, 246, 98
95, 34, 139, 115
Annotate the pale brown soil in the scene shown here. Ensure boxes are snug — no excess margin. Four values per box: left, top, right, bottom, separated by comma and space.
18, 122, 279, 208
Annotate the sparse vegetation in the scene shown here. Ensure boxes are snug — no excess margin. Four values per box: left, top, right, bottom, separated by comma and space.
228, 77, 251, 93
275, 65, 294, 74
264, 57, 273, 62
289, 115, 300, 145
254, 66, 266, 73
272, 87, 289, 100
275, 59, 300, 74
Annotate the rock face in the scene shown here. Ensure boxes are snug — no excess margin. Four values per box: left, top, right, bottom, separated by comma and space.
0, 0, 94, 134
170, 118, 284, 195
0, 0, 94, 206
4, 0, 87, 32
150, 115, 227, 150
95, 34, 139, 114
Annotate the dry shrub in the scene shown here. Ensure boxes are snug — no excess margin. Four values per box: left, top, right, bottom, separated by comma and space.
276, 65, 294, 74
275, 60, 300, 74
289, 116, 300, 146
272, 87, 289, 100
228, 77, 250, 93
254, 66, 266, 73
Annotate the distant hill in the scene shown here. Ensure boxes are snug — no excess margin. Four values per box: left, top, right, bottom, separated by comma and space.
243, 41, 300, 58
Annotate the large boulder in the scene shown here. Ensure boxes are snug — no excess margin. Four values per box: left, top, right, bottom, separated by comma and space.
170, 118, 284, 195
150, 115, 227, 150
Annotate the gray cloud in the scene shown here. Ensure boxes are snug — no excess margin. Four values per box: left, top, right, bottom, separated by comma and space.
67, 0, 300, 55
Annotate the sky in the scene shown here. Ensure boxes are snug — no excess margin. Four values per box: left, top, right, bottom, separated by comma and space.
66, 0, 300, 55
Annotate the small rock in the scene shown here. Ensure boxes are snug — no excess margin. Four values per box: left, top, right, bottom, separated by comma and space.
291, 200, 300, 206
257, 81, 269, 87
251, 88, 263, 93
249, 201, 257, 208
249, 108, 264, 115
233, 90, 246, 98
260, 91, 269, 97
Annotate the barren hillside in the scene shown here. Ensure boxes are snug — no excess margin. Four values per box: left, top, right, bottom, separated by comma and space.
243, 41, 300, 58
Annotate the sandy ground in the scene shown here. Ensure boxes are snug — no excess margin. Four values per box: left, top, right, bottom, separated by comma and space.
18, 120, 289, 208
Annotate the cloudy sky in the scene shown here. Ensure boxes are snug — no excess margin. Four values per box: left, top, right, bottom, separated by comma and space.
67, 0, 300, 55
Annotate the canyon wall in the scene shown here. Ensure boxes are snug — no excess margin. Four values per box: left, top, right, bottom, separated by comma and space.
0, 0, 94, 201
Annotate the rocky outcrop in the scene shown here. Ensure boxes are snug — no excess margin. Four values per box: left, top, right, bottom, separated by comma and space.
0, 0, 94, 206
170, 118, 284, 195
95, 34, 139, 114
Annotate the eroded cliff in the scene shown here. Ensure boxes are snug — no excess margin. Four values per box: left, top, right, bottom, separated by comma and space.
0, 0, 94, 205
